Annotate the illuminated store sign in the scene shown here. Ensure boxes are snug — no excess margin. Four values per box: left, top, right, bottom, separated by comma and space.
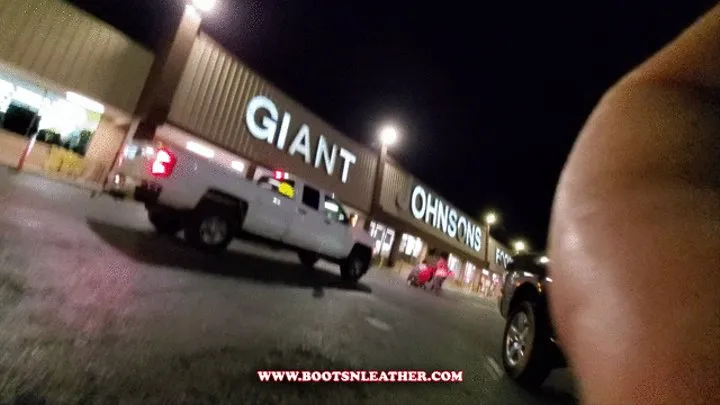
245, 95, 357, 183
495, 248, 513, 269
409, 185, 483, 252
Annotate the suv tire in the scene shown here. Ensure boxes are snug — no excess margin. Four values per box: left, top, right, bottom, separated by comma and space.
501, 301, 553, 388
185, 206, 238, 253
341, 247, 370, 284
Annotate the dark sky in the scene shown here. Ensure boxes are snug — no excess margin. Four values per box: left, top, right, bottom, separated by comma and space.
69, 0, 716, 249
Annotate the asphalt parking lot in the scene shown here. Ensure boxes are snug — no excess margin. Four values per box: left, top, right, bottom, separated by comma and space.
0, 168, 576, 405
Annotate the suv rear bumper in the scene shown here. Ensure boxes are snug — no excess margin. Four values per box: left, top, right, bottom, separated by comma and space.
105, 172, 162, 204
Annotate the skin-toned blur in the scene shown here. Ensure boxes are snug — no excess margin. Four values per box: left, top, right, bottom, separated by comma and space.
549, 4, 719, 405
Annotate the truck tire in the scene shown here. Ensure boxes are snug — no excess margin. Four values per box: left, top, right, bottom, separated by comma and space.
501, 301, 553, 388
341, 246, 370, 284
148, 211, 183, 235
298, 251, 318, 269
184, 206, 237, 253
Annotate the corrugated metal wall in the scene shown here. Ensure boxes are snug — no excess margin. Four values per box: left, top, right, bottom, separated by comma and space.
378, 162, 489, 265
168, 33, 377, 212
0, 0, 154, 113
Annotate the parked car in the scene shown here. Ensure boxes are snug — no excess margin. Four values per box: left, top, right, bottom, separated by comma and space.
498, 253, 566, 387
106, 136, 375, 284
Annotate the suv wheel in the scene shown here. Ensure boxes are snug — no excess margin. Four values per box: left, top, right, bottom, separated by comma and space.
341, 248, 369, 284
502, 301, 552, 387
185, 207, 236, 252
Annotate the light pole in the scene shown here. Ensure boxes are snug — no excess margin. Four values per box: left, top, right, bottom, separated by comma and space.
477, 211, 498, 292
363, 125, 398, 232
364, 125, 399, 268
109, 0, 213, 186
483, 211, 498, 264
130, 0, 213, 140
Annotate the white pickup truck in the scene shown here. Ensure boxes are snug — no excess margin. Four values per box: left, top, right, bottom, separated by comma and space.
105, 136, 375, 283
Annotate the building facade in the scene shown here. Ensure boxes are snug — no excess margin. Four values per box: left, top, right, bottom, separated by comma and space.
0, 0, 513, 295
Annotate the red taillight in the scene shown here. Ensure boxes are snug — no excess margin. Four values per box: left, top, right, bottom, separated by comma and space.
274, 170, 289, 180
151, 148, 176, 178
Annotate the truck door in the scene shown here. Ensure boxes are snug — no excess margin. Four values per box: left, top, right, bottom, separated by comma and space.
242, 176, 297, 240
319, 194, 354, 259
282, 184, 326, 253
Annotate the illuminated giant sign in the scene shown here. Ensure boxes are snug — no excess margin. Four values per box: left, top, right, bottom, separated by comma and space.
245, 95, 357, 183
409, 185, 483, 252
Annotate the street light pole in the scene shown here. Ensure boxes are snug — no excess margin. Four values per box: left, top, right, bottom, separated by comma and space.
363, 126, 396, 232
484, 222, 492, 266
483, 212, 498, 266
107, 1, 207, 187
477, 211, 497, 293
364, 142, 387, 232
364, 125, 399, 269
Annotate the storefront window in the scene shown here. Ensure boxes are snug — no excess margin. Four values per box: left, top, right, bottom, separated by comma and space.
464, 262, 477, 285
491, 273, 502, 297
0, 70, 103, 156
413, 238, 423, 257
370, 222, 395, 257
395, 234, 424, 263
448, 254, 462, 279
399, 234, 408, 253
0, 79, 13, 112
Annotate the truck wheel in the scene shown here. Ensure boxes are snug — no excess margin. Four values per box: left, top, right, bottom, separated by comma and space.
184, 208, 236, 253
501, 301, 553, 388
298, 251, 318, 269
341, 247, 370, 284
148, 211, 183, 235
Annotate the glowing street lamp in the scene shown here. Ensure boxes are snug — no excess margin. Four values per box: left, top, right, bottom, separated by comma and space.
513, 240, 528, 253
379, 126, 398, 147
484, 212, 498, 226
538, 256, 550, 264
191, 0, 215, 12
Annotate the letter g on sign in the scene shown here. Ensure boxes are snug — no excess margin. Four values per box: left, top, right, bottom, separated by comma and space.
245, 95, 278, 143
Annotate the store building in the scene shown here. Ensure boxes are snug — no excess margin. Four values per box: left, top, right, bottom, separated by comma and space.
0, 0, 514, 292
0, 0, 154, 185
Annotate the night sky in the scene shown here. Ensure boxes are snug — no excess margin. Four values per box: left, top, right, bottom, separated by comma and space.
69, 0, 716, 249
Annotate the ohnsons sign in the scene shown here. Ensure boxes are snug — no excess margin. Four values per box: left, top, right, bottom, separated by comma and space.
409, 184, 483, 252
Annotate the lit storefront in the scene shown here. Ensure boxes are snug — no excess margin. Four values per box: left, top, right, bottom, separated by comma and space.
0, 0, 153, 185
370, 221, 396, 258
463, 262, 477, 285
0, 71, 103, 172
398, 233, 424, 260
